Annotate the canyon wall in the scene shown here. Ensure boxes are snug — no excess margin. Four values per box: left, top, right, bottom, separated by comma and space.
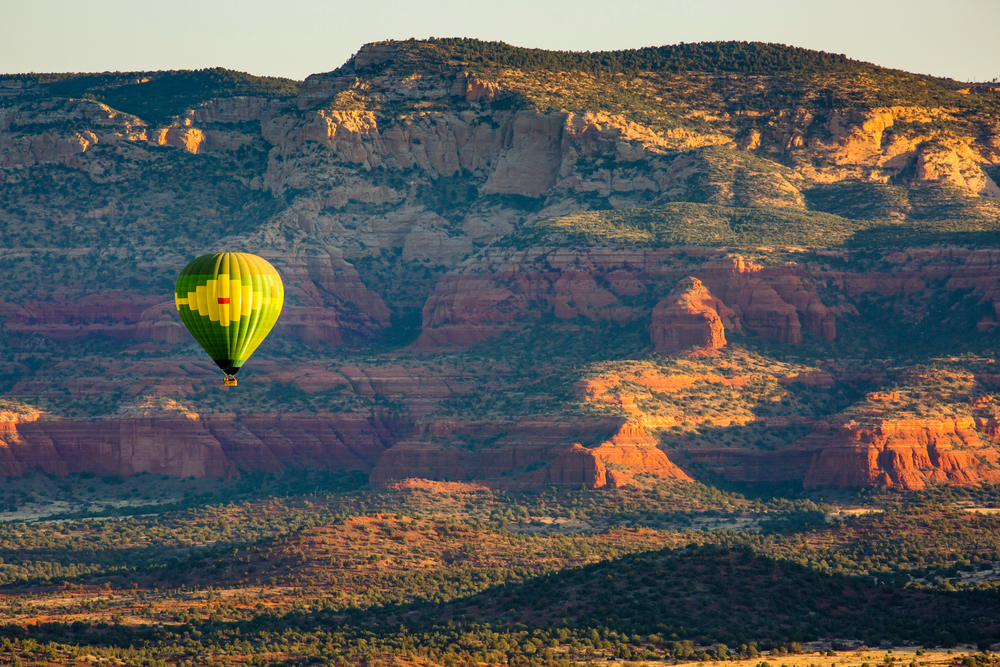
4, 360, 1000, 490
369, 418, 691, 488
800, 416, 1000, 490
0, 410, 396, 479
415, 245, 1000, 353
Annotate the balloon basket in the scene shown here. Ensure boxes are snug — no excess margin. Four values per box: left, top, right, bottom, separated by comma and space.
223, 375, 238, 387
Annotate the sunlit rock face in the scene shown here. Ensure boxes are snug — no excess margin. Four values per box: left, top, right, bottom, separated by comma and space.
4, 40, 1000, 490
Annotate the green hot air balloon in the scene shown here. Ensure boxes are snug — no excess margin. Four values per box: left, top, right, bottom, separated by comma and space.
175, 252, 284, 386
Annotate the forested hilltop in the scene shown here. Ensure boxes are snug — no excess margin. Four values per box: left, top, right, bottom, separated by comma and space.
343, 37, 989, 108
2, 67, 300, 123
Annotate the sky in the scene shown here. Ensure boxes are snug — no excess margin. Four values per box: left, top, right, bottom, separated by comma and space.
2, 0, 998, 82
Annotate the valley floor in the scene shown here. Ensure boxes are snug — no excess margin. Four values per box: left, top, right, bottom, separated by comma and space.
0, 477, 999, 665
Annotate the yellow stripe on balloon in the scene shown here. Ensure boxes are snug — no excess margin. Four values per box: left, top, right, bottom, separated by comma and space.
206, 280, 220, 322
229, 279, 242, 324
240, 285, 252, 316
196, 285, 209, 317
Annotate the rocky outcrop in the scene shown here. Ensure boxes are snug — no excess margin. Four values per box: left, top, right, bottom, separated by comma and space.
716, 273, 805, 345
652, 277, 738, 352
0, 411, 396, 479
369, 417, 616, 486
369, 418, 689, 488
0, 98, 148, 168
545, 441, 692, 488
914, 139, 1000, 198
800, 417, 1000, 489
275, 245, 391, 325
135, 302, 188, 344
746, 105, 1000, 198
417, 247, 827, 348
673, 413, 1000, 490
259, 104, 676, 201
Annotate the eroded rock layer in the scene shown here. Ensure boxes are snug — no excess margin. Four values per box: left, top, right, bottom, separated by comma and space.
418, 247, 843, 348
369, 418, 691, 488
800, 417, 1000, 489
0, 412, 395, 479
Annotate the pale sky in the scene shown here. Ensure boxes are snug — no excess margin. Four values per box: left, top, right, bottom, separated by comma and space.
2, 0, 998, 82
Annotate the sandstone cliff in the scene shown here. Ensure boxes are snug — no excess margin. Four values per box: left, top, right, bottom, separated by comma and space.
369, 418, 690, 488
800, 417, 1000, 490
0, 409, 395, 479
416, 247, 831, 348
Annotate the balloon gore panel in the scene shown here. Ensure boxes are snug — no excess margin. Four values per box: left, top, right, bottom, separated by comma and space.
175, 252, 284, 376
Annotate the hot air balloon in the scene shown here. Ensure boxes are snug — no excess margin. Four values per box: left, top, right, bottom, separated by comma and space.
175, 252, 284, 386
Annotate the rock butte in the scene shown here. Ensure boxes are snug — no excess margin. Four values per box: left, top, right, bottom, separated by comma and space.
652, 277, 738, 353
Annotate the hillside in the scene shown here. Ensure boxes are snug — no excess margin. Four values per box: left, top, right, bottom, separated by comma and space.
2, 38, 1000, 495
3, 486, 1000, 663
3, 68, 300, 123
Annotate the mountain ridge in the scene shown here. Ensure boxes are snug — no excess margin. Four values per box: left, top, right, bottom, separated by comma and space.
2, 38, 1000, 490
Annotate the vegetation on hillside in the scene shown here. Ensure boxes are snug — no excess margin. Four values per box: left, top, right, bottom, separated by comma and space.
496, 203, 868, 249
345, 38, 999, 113
495, 198, 1000, 251
2, 68, 299, 123
1, 483, 1000, 663
386, 38, 872, 77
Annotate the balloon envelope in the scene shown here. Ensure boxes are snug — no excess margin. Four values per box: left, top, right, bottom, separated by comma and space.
175, 252, 284, 376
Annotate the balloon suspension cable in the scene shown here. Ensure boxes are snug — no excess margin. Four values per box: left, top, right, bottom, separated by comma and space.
223, 374, 238, 387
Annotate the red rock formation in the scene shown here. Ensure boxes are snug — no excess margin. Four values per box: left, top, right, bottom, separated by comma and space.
417, 248, 825, 349
652, 408, 1000, 490
369, 417, 616, 486
417, 244, 1000, 353
826, 248, 1000, 323
135, 302, 188, 344
0, 412, 395, 479
1, 251, 393, 349
717, 278, 803, 345
591, 439, 692, 487
652, 277, 738, 353
85, 244, 1000, 357
369, 418, 689, 488
276, 247, 391, 326
538, 421, 692, 488
800, 417, 1000, 489
5, 389, 1000, 491
0, 292, 168, 342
